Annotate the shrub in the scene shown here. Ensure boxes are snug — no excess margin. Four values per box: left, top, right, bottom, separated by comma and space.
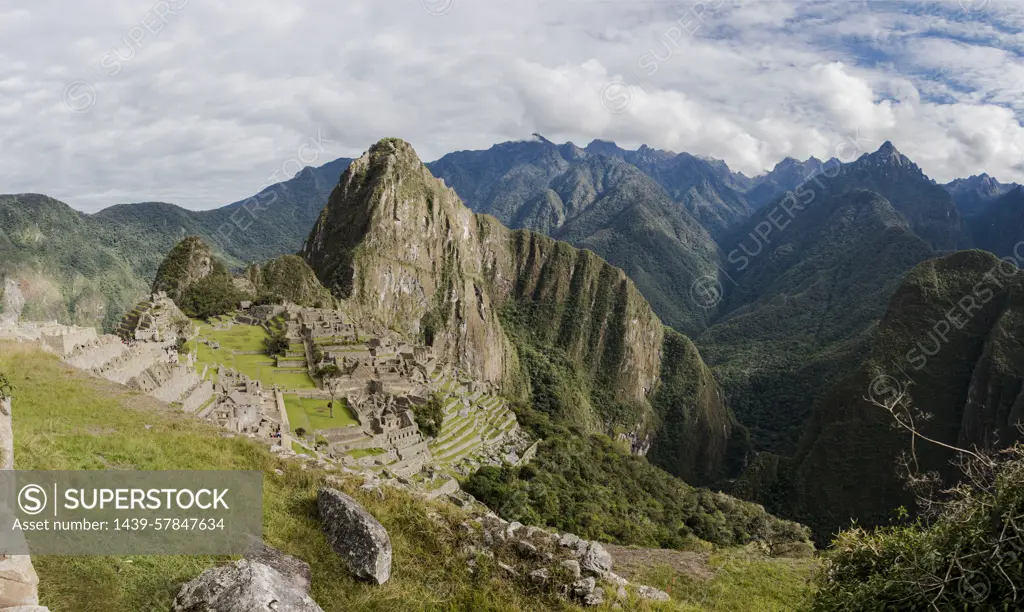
811, 445, 1024, 611
412, 393, 445, 439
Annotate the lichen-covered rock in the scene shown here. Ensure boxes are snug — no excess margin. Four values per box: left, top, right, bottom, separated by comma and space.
172, 559, 323, 612
559, 559, 582, 580
572, 577, 605, 606
636, 584, 671, 601
245, 540, 313, 594
317, 488, 392, 584
579, 542, 613, 577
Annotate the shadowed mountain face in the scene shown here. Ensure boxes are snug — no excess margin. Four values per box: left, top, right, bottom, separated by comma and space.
428, 137, 722, 336
768, 250, 1024, 540
0, 158, 350, 330
964, 187, 1024, 259
945, 173, 1019, 218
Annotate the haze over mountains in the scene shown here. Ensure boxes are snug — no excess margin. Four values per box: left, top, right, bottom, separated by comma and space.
3, 134, 1023, 542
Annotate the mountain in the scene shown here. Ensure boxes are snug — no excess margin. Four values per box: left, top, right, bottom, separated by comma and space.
301, 138, 748, 484
0, 157, 351, 330
700, 142, 972, 457
964, 186, 1024, 258
579, 140, 752, 240
944, 173, 1018, 218
427, 138, 722, 335
0, 193, 151, 328
743, 156, 832, 211
768, 250, 1024, 540
701, 189, 934, 454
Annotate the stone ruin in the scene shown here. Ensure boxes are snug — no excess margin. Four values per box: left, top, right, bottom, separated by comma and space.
116, 292, 185, 343
204, 368, 277, 435
0, 393, 50, 611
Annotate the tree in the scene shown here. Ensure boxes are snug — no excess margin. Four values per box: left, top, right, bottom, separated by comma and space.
294, 427, 307, 439
810, 377, 1024, 610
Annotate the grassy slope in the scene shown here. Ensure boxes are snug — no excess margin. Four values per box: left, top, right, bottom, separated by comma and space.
2, 342, 816, 611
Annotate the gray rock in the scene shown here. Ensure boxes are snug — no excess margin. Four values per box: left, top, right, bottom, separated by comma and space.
318, 488, 392, 584
559, 559, 582, 580
245, 540, 313, 594
528, 568, 550, 586
505, 521, 523, 538
559, 533, 582, 549
172, 560, 323, 612
616, 585, 628, 600
3, 607, 51, 612
605, 571, 629, 586
0, 555, 40, 608
572, 576, 596, 598
579, 542, 613, 577
636, 584, 671, 601
515, 540, 539, 558
572, 577, 605, 606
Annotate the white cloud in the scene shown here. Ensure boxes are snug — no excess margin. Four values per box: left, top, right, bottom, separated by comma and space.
2, 0, 1023, 212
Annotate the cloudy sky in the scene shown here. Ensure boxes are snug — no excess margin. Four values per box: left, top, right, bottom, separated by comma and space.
3, 0, 1023, 211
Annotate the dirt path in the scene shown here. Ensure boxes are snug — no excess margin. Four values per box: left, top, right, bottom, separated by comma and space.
604, 543, 714, 582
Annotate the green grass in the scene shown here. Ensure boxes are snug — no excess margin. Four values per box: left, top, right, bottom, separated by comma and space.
273, 370, 317, 390
631, 550, 816, 611
1, 341, 593, 612
348, 447, 387, 459
284, 395, 358, 435
184, 319, 315, 390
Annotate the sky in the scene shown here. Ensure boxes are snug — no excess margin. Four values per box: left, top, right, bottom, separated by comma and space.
2, 0, 1023, 211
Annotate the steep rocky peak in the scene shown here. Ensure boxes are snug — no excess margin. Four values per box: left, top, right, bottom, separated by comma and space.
302, 138, 666, 407
867, 141, 921, 174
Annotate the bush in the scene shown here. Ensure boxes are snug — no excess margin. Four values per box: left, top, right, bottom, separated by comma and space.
811, 445, 1024, 611
412, 393, 444, 439
178, 274, 247, 319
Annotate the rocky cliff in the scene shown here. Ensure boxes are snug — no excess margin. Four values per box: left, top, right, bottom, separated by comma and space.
301, 139, 662, 409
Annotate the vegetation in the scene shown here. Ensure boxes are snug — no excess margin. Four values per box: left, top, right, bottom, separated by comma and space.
465, 403, 810, 552
247, 254, 334, 308
412, 393, 445, 438
0, 342, 594, 612
811, 443, 1024, 611
632, 549, 816, 611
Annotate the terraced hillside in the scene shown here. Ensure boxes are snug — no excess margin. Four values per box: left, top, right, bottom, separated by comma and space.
427, 373, 520, 471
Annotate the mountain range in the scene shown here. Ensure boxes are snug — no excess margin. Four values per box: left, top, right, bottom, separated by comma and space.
3, 134, 1024, 543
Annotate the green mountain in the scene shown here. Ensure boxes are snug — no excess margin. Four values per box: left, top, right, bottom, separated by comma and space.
700, 188, 934, 454
578, 140, 752, 240
765, 250, 1024, 540
301, 138, 748, 485
427, 137, 722, 335
0, 158, 350, 330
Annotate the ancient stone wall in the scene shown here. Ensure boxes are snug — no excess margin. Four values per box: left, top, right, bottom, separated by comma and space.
0, 394, 49, 611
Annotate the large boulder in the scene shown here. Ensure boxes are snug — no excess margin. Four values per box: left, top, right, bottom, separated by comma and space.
172, 559, 322, 612
245, 540, 313, 594
318, 488, 392, 584
0, 554, 40, 607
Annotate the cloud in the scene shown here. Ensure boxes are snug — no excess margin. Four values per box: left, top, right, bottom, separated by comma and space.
2, 0, 1023, 212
